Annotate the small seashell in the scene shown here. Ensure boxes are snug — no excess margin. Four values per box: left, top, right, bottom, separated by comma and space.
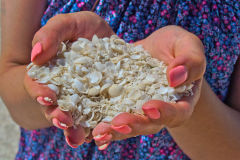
130, 54, 141, 60
92, 34, 99, 44
94, 62, 105, 71
88, 87, 100, 96
74, 56, 93, 65
61, 42, 67, 52
113, 38, 125, 45
87, 71, 102, 85
72, 79, 84, 93
83, 108, 91, 115
108, 84, 123, 97
47, 84, 59, 95
26, 63, 34, 70
101, 116, 113, 122
81, 67, 89, 73
71, 41, 82, 52
70, 94, 81, 106
100, 83, 112, 94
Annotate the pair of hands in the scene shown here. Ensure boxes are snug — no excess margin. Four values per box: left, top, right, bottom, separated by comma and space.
24, 11, 206, 150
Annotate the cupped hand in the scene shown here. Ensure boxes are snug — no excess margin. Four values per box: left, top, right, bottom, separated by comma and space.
92, 25, 206, 150
24, 11, 115, 148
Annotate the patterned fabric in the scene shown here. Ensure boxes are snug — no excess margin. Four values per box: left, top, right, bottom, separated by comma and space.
16, 0, 239, 159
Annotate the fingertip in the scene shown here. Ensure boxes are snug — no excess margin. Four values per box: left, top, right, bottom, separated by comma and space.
65, 126, 86, 147
65, 136, 79, 148
31, 29, 60, 65
49, 108, 73, 127
52, 117, 69, 130
37, 96, 53, 106
24, 74, 58, 104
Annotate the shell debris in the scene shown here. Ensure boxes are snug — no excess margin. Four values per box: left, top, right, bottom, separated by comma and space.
27, 35, 194, 130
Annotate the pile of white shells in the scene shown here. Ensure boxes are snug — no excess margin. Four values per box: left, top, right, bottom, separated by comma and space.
27, 35, 193, 129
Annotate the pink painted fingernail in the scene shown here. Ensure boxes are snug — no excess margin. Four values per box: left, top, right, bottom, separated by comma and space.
169, 65, 188, 87
37, 96, 53, 106
111, 125, 132, 134
93, 133, 112, 141
65, 136, 78, 148
142, 107, 160, 119
98, 143, 110, 150
52, 118, 68, 130
31, 42, 42, 61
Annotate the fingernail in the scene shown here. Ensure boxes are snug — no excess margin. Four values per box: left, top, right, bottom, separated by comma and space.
31, 42, 42, 61
142, 107, 160, 119
37, 96, 53, 106
52, 118, 68, 130
111, 125, 132, 134
169, 65, 188, 87
98, 143, 110, 150
65, 136, 78, 148
93, 133, 112, 141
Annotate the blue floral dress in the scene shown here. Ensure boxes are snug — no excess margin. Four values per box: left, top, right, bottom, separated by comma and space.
16, 0, 239, 159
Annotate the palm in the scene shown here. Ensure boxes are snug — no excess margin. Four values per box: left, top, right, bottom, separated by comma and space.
92, 25, 206, 148
24, 11, 116, 147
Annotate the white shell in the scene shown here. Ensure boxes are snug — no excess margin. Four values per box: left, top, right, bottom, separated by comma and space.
74, 56, 93, 65
108, 84, 123, 97
88, 86, 100, 96
87, 71, 102, 85
47, 84, 59, 95
72, 79, 85, 93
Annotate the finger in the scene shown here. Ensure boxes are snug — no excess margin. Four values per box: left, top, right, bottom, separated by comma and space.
93, 113, 162, 142
43, 106, 73, 129
64, 126, 86, 148
24, 74, 73, 128
92, 122, 112, 149
31, 11, 115, 65
24, 74, 57, 106
142, 99, 192, 128
167, 32, 206, 87
111, 113, 157, 137
92, 118, 130, 142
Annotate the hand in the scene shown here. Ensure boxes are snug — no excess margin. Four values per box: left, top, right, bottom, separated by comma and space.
92, 25, 206, 150
24, 11, 115, 148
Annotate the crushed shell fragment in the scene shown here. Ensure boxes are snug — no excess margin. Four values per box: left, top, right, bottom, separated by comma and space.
27, 35, 193, 130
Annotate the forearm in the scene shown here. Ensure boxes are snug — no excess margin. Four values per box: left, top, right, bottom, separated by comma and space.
0, 0, 51, 129
0, 65, 51, 130
1, 0, 47, 63
168, 79, 240, 159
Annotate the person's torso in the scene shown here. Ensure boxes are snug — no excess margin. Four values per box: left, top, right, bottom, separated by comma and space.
16, 0, 239, 159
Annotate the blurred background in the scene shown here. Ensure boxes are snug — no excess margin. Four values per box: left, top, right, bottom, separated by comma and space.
0, 2, 20, 160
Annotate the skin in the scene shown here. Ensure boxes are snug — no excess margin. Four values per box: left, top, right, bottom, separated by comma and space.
0, 0, 240, 159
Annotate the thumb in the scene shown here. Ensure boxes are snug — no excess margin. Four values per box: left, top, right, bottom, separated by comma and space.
167, 34, 206, 87
31, 11, 115, 65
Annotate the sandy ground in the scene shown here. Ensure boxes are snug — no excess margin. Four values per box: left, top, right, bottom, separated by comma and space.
0, 99, 20, 160
0, 4, 20, 160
